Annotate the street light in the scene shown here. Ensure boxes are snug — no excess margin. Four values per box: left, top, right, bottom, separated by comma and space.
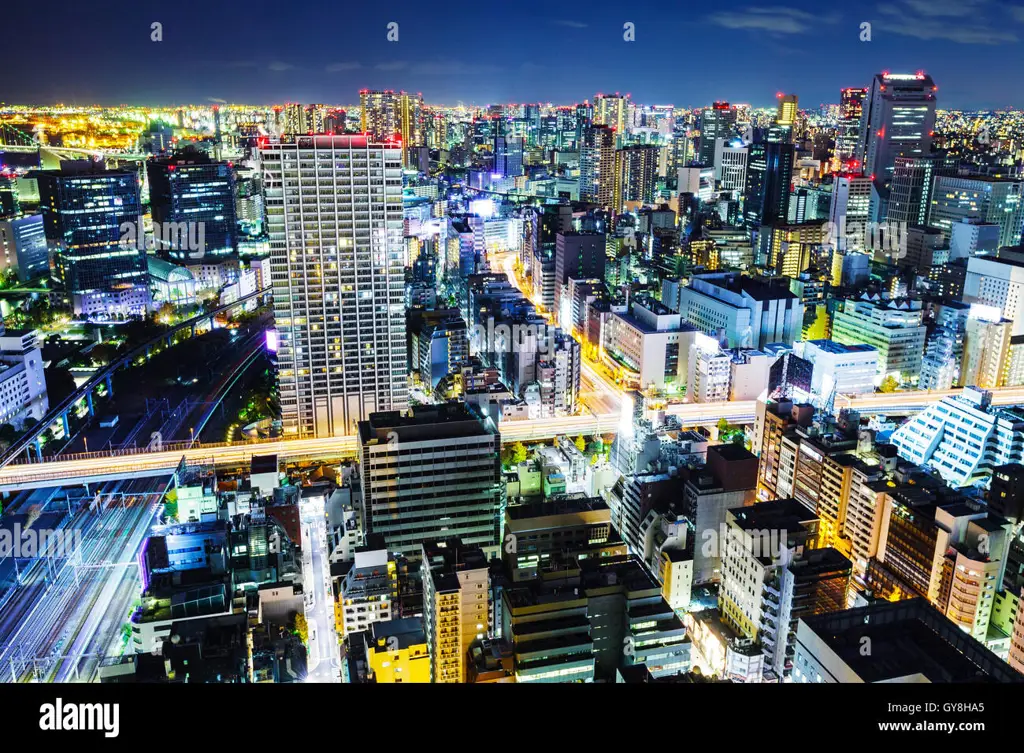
190, 427, 195, 446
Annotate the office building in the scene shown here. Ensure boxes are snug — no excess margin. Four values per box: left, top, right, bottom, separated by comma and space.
950, 217, 1001, 260
358, 403, 502, 557
776, 94, 798, 126
891, 387, 1024, 486
835, 87, 867, 163
147, 148, 238, 260
421, 539, 490, 683
798, 339, 878, 396
0, 215, 49, 282
0, 329, 48, 428
828, 173, 872, 252
793, 598, 1022, 683
714, 139, 748, 193
698, 102, 737, 166
676, 272, 804, 349
261, 134, 407, 437
857, 72, 937, 195
503, 496, 626, 582
744, 142, 795, 234
886, 155, 937, 227
603, 298, 696, 391
593, 93, 631, 136
554, 232, 605, 328
830, 296, 926, 385
0, 174, 19, 219
34, 161, 150, 317
963, 251, 1024, 337
928, 175, 1024, 248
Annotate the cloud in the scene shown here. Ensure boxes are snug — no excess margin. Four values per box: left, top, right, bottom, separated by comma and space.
876, 4, 1018, 44
224, 61, 259, 69
207, 97, 227, 104
552, 20, 587, 28
375, 61, 408, 71
1010, 5, 1024, 21
325, 62, 362, 73
267, 61, 296, 72
901, 0, 987, 16
707, 6, 834, 34
409, 60, 500, 75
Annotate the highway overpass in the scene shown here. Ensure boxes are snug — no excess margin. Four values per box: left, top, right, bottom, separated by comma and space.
2, 386, 1023, 492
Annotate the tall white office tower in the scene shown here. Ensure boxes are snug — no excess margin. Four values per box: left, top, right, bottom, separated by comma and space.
261, 134, 408, 438
856, 72, 936, 220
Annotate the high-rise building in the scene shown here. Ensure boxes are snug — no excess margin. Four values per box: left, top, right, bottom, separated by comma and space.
358, 403, 503, 557
828, 173, 872, 252
857, 72, 937, 200
743, 142, 795, 233
928, 175, 1024, 248
360, 90, 424, 167
886, 155, 936, 227
261, 134, 407, 437
282, 102, 308, 135
831, 296, 926, 385
835, 87, 867, 163
579, 125, 616, 207
147, 148, 238, 261
776, 93, 798, 126
698, 102, 737, 166
554, 231, 605, 327
615, 145, 659, 208
0, 215, 49, 282
421, 539, 490, 683
593, 93, 631, 137
0, 174, 20, 219
963, 250, 1024, 337
891, 387, 1024, 486
34, 161, 150, 317
714, 139, 748, 193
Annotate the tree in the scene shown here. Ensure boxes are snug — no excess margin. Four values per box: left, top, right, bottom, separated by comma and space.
293, 612, 309, 644
717, 417, 731, 435
0, 423, 17, 446
879, 375, 899, 393
574, 435, 587, 453
506, 441, 528, 465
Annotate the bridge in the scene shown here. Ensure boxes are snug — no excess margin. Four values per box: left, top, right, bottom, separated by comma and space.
1, 287, 271, 467
1, 385, 1021, 492
0, 123, 149, 165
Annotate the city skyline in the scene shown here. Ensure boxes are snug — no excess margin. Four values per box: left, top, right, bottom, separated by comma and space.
6, 1, 1024, 108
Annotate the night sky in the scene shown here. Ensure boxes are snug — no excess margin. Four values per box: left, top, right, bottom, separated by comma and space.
4, 0, 1024, 108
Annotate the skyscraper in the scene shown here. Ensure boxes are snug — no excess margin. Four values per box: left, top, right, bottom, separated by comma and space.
886, 155, 937, 226
698, 102, 737, 166
743, 141, 795, 232
360, 90, 424, 167
34, 161, 150, 317
836, 87, 867, 163
147, 148, 238, 261
261, 134, 408, 437
615, 145, 659, 208
776, 93, 798, 126
580, 125, 616, 207
856, 72, 937, 201
593, 93, 631, 137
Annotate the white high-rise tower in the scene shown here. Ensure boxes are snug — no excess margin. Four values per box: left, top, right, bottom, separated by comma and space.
261, 134, 408, 437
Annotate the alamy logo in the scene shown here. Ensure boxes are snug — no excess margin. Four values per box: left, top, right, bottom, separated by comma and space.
823, 217, 908, 260
0, 524, 82, 558
471, 317, 558, 357
701, 524, 787, 560
39, 699, 120, 738
120, 220, 206, 259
